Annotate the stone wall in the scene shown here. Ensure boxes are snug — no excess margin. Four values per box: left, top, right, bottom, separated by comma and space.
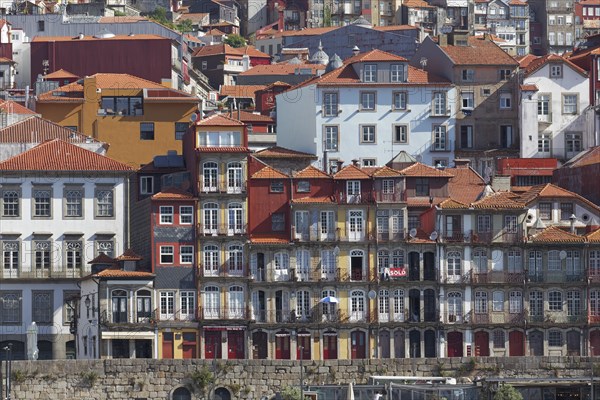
3, 356, 597, 399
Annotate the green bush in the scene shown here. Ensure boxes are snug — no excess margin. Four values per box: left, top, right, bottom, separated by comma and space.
494, 384, 523, 400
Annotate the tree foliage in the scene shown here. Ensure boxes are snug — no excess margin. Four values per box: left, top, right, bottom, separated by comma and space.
280, 386, 302, 400
147, 7, 194, 33
494, 384, 523, 400
224, 33, 247, 48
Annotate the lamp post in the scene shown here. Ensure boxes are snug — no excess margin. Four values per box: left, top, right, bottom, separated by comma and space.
4, 343, 13, 400
299, 345, 304, 400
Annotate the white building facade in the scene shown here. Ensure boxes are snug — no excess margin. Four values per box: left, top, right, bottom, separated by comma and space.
276, 49, 457, 170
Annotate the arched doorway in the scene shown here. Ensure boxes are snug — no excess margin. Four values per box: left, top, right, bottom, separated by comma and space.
252, 331, 268, 359
567, 331, 581, 356
65, 340, 75, 359
323, 330, 338, 360
529, 330, 543, 356
409, 330, 421, 358
509, 330, 525, 356
591, 330, 600, 355
447, 331, 463, 357
474, 331, 490, 356
350, 250, 364, 281
424, 330, 436, 358
423, 252, 435, 281
275, 330, 291, 359
172, 387, 191, 400
394, 330, 405, 358
214, 387, 231, 400
351, 330, 366, 359
379, 330, 390, 358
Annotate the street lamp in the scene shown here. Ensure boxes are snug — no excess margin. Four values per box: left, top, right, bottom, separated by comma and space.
4, 343, 13, 400
299, 345, 304, 400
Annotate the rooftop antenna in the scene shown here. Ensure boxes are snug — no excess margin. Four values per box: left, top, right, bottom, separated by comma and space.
419, 57, 428, 70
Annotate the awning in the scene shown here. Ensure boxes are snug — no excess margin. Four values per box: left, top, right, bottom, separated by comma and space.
275, 332, 290, 337
204, 326, 246, 331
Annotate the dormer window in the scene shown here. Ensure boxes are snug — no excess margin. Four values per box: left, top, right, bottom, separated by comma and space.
391, 64, 406, 82
461, 69, 474, 82
550, 64, 562, 78
364, 64, 377, 82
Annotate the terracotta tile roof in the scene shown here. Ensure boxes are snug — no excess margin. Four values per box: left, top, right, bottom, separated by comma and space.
373, 25, 420, 31
334, 164, 371, 180
440, 35, 519, 66
471, 192, 524, 209
151, 187, 195, 200
193, 43, 270, 58
184, 33, 203, 43
98, 16, 148, 23
0, 139, 132, 171
292, 196, 336, 204
262, 81, 293, 90
509, 0, 527, 5
561, 146, 600, 168
446, 166, 487, 205
0, 100, 37, 115
530, 226, 586, 243
280, 26, 338, 37
239, 63, 325, 76
251, 165, 289, 179
586, 228, 600, 242
88, 253, 116, 264
206, 28, 226, 36
227, 110, 274, 123
195, 113, 245, 126
345, 49, 408, 63
399, 162, 454, 177
371, 166, 403, 178
32, 34, 165, 42
438, 198, 469, 209
115, 248, 143, 261
518, 183, 600, 213
220, 85, 267, 98
520, 53, 587, 77
516, 53, 538, 69
254, 146, 317, 159
293, 165, 330, 179
407, 196, 445, 207
0, 116, 101, 144
196, 146, 249, 153
43, 69, 79, 79
177, 13, 209, 24
402, 0, 434, 8
249, 236, 290, 244
96, 268, 154, 278
521, 84, 538, 91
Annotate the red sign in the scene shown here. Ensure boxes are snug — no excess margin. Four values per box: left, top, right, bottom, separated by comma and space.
389, 267, 406, 277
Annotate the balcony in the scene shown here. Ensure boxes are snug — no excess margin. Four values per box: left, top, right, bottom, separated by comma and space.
378, 309, 407, 323
471, 229, 524, 244
443, 312, 465, 324
2, 267, 92, 279
376, 229, 406, 242
442, 271, 471, 284
200, 263, 246, 278
538, 113, 552, 124
199, 180, 246, 194
292, 229, 339, 242
197, 223, 247, 236
375, 190, 407, 203
200, 307, 249, 320
472, 271, 525, 284
339, 192, 374, 205
442, 231, 465, 243
249, 308, 373, 324
430, 140, 453, 152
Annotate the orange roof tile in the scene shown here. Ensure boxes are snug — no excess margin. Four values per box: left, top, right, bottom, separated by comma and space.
151, 187, 195, 200
292, 196, 336, 204
438, 198, 469, 209
0, 116, 101, 145
32, 34, 165, 42
446, 166, 487, 205
587, 228, 600, 242
400, 162, 454, 177
255, 146, 317, 159
239, 63, 325, 76
518, 183, 600, 212
96, 269, 154, 278
521, 84, 538, 91
440, 35, 519, 66
334, 164, 371, 180
530, 226, 586, 243
43, 68, 79, 79
220, 85, 267, 98
0, 100, 37, 115
402, 0, 435, 8
193, 43, 270, 58
249, 237, 290, 244
371, 166, 403, 178
471, 192, 524, 209
227, 110, 274, 123
344, 49, 408, 63
407, 196, 445, 207
0, 139, 132, 171
206, 28, 226, 36
115, 248, 143, 261
251, 165, 289, 179
294, 165, 330, 179
88, 253, 116, 264
195, 113, 245, 126
521, 53, 587, 77
562, 146, 600, 168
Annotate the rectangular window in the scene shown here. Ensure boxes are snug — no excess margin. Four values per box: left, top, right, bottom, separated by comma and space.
538, 134, 551, 153
272, 213, 285, 231
95, 188, 114, 217
460, 125, 473, 149
160, 206, 174, 224
548, 331, 562, 347
461, 92, 474, 109
500, 69, 512, 80
32, 291, 53, 324
382, 180, 394, 194
175, 122, 188, 140
297, 181, 310, 192
65, 240, 82, 269
477, 215, 491, 233
390, 64, 405, 82
38, 20, 44, 31
500, 125, 513, 148
270, 181, 284, 193
2, 188, 20, 217
360, 92, 376, 111
64, 188, 83, 217
549, 291, 563, 311
538, 202, 552, 220
324, 125, 339, 151
392, 92, 407, 110
139, 176, 154, 196
362, 159, 376, 166
180, 206, 194, 224
63, 291, 79, 325
393, 125, 408, 143
461, 69, 474, 82
0, 291, 21, 324
160, 291, 175, 319
566, 133, 582, 153
33, 187, 51, 217
500, 92, 512, 109
560, 202, 573, 220
432, 125, 447, 151
180, 245, 194, 264
563, 94, 577, 114
361, 125, 376, 143
323, 92, 339, 116
347, 180, 361, 196
415, 178, 429, 196
492, 291, 504, 312
34, 240, 51, 269
493, 330, 505, 348
3, 241, 19, 271
101, 96, 143, 116
140, 122, 155, 140
364, 64, 377, 82
432, 92, 447, 115
160, 246, 174, 264
96, 239, 114, 258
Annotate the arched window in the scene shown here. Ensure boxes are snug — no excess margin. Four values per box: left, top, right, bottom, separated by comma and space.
591, 290, 600, 317
590, 251, 600, 276
204, 286, 220, 318
474, 291, 487, 314
227, 162, 243, 193
111, 289, 128, 323
228, 202, 244, 233
172, 386, 192, 400
447, 292, 462, 322
377, 250, 389, 273
473, 248, 487, 273
274, 252, 290, 281
203, 244, 220, 276
447, 251, 461, 280
392, 289, 405, 322
321, 289, 337, 321
136, 289, 152, 321
202, 162, 218, 192
392, 249, 404, 268
379, 289, 389, 322
227, 243, 243, 275
202, 202, 219, 234
228, 286, 244, 318
350, 290, 366, 321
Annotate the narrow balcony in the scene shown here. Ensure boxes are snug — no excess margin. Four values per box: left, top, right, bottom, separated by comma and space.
197, 223, 247, 236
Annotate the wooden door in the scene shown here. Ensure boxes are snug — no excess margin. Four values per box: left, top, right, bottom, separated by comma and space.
424, 330, 436, 358
474, 331, 490, 357
323, 333, 338, 360
297, 335, 311, 360
509, 330, 525, 356
182, 332, 197, 359
567, 331, 581, 356
205, 331, 222, 359
529, 330, 544, 356
447, 331, 463, 357
227, 331, 245, 359
162, 332, 174, 359
275, 333, 290, 359
591, 330, 600, 355
252, 331, 268, 359
351, 330, 366, 359
379, 330, 390, 358
394, 330, 405, 358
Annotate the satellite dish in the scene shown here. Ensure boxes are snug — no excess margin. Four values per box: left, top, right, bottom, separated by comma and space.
440, 24, 453, 34
409, 228, 417, 238
559, 250, 567, 260
429, 231, 438, 241
190, 113, 198, 123
368, 290, 377, 300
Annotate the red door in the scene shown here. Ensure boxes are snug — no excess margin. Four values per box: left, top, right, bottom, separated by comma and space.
351, 331, 366, 359
162, 332, 174, 359
323, 333, 338, 360
205, 331, 222, 359
474, 331, 490, 357
275, 333, 290, 359
182, 332, 197, 359
591, 331, 600, 355
509, 331, 525, 356
447, 331, 463, 357
297, 335, 311, 360
227, 331, 245, 359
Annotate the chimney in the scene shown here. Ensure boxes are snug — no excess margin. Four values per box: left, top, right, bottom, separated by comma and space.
453, 158, 470, 168
438, 34, 448, 47
491, 175, 511, 192
336, 160, 344, 171
569, 214, 578, 234
352, 45, 360, 56
352, 159, 359, 166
